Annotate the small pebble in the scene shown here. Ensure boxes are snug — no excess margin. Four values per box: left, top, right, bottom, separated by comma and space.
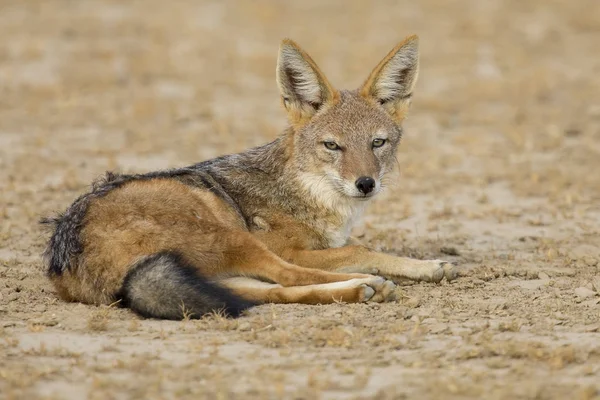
405, 297, 421, 308
574, 287, 596, 300
34, 304, 47, 313
237, 322, 251, 331
591, 277, 600, 293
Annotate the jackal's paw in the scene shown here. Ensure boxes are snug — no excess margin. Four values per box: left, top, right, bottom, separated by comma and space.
423, 260, 457, 283
352, 276, 396, 303
359, 284, 376, 302
369, 279, 397, 302
443, 262, 458, 281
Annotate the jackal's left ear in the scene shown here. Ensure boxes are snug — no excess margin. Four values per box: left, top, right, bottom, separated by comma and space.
277, 39, 339, 126
360, 35, 420, 123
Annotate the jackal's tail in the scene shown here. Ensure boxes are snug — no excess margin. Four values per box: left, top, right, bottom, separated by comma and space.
119, 251, 254, 320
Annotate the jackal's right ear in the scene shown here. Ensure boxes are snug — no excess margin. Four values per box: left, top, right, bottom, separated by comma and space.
360, 35, 420, 123
276, 39, 339, 126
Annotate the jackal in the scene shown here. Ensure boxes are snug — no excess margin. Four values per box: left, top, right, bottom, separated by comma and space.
43, 35, 455, 319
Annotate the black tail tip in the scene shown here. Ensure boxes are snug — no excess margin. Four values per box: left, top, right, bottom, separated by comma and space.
119, 251, 257, 320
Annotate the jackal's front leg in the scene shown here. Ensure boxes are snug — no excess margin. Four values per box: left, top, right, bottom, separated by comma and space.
217, 232, 397, 301
283, 246, 457, 284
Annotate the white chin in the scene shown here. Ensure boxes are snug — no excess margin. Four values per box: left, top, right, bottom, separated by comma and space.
345, 191, 377, 199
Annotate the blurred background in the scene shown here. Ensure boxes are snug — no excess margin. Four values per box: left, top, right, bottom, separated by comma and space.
1, 1, 599, 398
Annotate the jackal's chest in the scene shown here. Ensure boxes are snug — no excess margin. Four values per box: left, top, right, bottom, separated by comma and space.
318, 205, 367, 249
249, 202, 366, 250
322, 222, 353, 248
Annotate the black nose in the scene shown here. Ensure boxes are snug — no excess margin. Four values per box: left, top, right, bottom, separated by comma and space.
355, 176, 375, 195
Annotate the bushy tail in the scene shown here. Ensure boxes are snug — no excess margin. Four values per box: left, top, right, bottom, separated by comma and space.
119, 251, 254, 320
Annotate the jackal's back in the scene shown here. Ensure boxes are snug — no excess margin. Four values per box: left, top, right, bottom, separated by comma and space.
42, 169, 253, 318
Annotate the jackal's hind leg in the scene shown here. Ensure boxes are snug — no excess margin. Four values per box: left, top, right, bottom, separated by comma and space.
218, 276, 396, 304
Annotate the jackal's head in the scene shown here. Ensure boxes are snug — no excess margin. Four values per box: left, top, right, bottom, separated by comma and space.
276, 36, 419, 205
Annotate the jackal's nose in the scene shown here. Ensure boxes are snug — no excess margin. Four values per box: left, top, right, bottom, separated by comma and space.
355, 176, 375, 195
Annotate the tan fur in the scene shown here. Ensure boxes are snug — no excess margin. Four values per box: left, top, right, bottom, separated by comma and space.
47, 35, 455, 316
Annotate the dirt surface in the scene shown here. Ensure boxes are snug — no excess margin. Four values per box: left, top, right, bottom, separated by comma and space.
1, 1, 600, 399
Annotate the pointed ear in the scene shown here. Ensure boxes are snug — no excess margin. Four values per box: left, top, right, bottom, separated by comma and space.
360, 35, 420, 123
276, 39, 339, 126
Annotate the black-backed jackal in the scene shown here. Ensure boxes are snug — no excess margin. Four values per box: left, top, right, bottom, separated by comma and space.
43, 35, 455, 319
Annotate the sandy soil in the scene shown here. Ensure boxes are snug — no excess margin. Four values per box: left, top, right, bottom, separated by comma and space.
1, 1, 600, 399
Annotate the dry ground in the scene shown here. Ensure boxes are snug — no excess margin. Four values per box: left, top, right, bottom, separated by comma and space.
1, 0, 600, 399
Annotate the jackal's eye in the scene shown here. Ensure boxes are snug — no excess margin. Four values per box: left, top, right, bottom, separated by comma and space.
323, 141, 341, 151
372, 138, 386, 148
